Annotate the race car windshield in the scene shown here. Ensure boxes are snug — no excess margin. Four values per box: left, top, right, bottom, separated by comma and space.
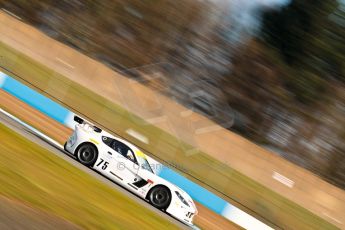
136, 155, 154, 173
142, 159, 154, 173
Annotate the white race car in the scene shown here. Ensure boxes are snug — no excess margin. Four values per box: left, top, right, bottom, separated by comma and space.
64, 116, 197, 226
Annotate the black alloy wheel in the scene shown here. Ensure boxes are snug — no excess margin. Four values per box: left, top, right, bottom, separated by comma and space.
149, 186, 171, 210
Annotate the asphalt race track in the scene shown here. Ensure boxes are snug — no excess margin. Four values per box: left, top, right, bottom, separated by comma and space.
0, 109, 192, 230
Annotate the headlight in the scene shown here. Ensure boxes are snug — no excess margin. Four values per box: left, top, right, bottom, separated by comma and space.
175, 191, 190, 207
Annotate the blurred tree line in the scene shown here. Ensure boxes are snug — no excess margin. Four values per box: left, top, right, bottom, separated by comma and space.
224, 0, 345, 186
0, 0, 206, 69
1, 0, 344, 188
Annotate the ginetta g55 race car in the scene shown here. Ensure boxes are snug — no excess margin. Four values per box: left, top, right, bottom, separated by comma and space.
64, 116, 197, 225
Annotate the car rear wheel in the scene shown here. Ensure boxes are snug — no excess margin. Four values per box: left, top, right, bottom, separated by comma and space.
76, 143, 98, 167
148, 186, 171, 210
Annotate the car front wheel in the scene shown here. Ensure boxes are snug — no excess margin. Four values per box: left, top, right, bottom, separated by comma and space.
148, 186, 171, 210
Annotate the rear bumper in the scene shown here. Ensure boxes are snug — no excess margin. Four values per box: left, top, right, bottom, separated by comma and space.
64, 140, 73, 154
65, 130, 78, 154
64, 141, 74, 152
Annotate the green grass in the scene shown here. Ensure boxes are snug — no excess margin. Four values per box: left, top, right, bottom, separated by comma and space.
0, 123, 178, 230
0, 41, 339, 230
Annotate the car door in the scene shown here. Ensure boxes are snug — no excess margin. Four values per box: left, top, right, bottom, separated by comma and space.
110, 139, 141, 188
93, 136, 121, 180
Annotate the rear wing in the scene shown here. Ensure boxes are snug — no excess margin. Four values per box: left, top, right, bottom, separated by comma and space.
74, 115, 102, 133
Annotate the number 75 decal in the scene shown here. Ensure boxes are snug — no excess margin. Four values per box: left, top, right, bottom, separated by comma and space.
97, 158, 109, 170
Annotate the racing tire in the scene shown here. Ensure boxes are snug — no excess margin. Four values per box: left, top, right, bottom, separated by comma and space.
76, 143, 98, 167
148, 186, 171, 210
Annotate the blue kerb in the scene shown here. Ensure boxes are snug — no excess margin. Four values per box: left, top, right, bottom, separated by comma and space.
158, 166, 228, 214
2, 76, 70, 124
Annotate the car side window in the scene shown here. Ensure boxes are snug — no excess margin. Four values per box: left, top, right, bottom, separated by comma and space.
104, 137, 138, 165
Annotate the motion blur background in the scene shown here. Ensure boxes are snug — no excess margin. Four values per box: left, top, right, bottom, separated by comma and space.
1, 0, 343, 189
